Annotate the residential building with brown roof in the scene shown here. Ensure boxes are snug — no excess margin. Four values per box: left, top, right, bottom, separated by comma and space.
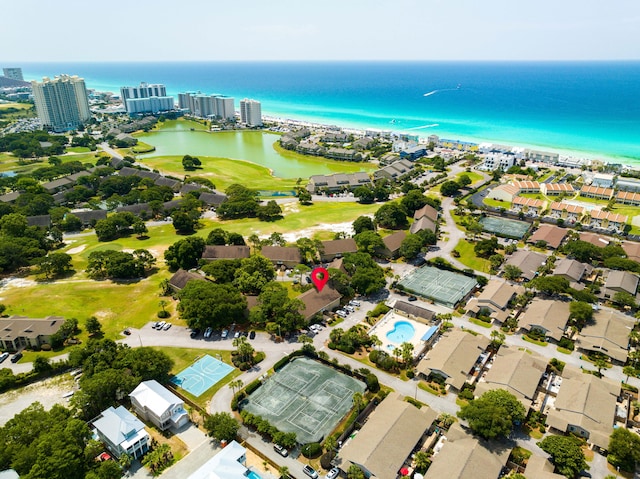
0, 315, 65, 351
424, 423, 510, 479
527, 224, 568, 249
320, 238, 358, 261
552, 258, 591, 283
409, 216, 437, 234
540, 182, 575, 196
336, 393, 437, 479
416, 329, 490, 390
549, 201, 584, 223
393, 300, 436, 322
579, 231, 611, 247
503, 250, 547, 281
381, 231, 407, 258
465, 279, 523, 323
511, 196, 545, 215
519, 299, 571, 342
580, 185, 614, 200
260, 246, 302, 268
513, 180, 540, 193
168, 269, 206, 291
202, 245, 250, 261
524, 455, 565, 479
616, 190, 640, 206
413, 204, 439, 223
546, 366, 620, 450
575, 309, 634, 364
475, 347, 547, 409
488, 183, 519, 202
297, 286, 342, 320
603, 269, 639, 298
588, 210, 627, 233
621, 240, 640, 262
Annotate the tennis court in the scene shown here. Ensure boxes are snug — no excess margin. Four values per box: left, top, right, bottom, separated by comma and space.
241, 357, 365, 444
171, 354, 234, 397
398, 266, 477, 308
480, 216, 530, 239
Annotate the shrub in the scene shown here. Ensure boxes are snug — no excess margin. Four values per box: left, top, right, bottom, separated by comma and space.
301, 442, 323, 459
253, 351, 265, 364
365, 373, 380, 393
369, 350, 380, 363
406, 397, 423, 409
245, 380, 261, 395
320, 452, 336, 470
406, 370, 415, 379
458, 388, 474, 401
157, 310, 170, 318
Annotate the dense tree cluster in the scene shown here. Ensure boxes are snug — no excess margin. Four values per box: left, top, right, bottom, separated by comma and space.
0, 130, 67, 157
249, 282, 305, 333
607, 427, 640, 472
178, 280, 247, 329
164, 236, 206, 270
0, 213, 52, 273
66, 339, 173, 421
86, 249, 155, 279
342, 252, 386, 295
457, 389, 526, 439
374, 203, 408, 229
537, 435, 588, 478
216, 184, 260, 219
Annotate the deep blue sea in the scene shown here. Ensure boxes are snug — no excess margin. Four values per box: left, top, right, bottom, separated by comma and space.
20, 61, 640, 163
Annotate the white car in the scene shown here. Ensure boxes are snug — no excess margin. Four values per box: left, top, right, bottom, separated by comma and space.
156, 321, 166, 330
204, 327, 213, 338
349, 300, 361, 307
326, 467, 340, 479
221, 329, 229, 339
163, 322, 172, 331
345, 305, 355, 312
336, 310, 347, 318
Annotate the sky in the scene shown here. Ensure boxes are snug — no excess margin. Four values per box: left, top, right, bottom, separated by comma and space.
2, 0, 639, 62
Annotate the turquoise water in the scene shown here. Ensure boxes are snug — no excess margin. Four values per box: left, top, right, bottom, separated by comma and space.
246, 470, 263, 479
22, 61, 640, 163
386, 321, 416, 344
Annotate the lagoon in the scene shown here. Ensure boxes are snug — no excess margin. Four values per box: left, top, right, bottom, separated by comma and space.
136, 121, 373, 178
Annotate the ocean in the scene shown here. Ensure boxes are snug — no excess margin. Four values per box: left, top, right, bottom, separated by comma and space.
19, 61, 640, 163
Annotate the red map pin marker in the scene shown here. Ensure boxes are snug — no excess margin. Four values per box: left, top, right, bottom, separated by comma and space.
311, 267, 329, 292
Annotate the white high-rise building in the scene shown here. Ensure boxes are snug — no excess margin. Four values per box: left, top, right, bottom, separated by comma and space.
125, 97, 175, 115
120, 83, 168, 112
3, 67, 23, 81
31, 75, 91, 132
240, 98, 262, 127
178, 92, 235, 120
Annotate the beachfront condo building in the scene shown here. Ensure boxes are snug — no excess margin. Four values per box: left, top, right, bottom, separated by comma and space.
32, 75, 91, 132
240, 98, 262, 127
126, 96, 175, 115
3, 67, 24, 81
120, 83, 168, 112
178, 92, 235, 120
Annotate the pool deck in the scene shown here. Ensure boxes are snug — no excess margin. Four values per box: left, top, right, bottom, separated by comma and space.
368, 311, 432, 356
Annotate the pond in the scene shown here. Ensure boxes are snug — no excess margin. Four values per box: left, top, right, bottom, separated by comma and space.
137, 121, 370, 178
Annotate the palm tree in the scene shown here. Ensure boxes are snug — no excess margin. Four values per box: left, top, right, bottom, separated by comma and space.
352, 392, 364, 413
279, 465, 290, 479
229, 379, 244, 396
324, 435, 337, 453
370, 335, 382, 351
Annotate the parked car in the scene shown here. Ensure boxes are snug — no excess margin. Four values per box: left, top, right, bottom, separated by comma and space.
163, 322, 172, 331
204, 327, 213, 339
349, 300, 361, 307
303, 465, 319, 479
156, 321, 166, 330
273, 444, 288, 457
0, 352, 9, 363
326, 467, 340, 479
221, 329, 229, 339
190, 328, 201, 338
123, 328, 131, 336
11, 352, 23, 363
336, 310, 347, 318
151, 321, 159, 329
249, 331, 256, 340
408, 296, 418, 302
345, 305, 355, 312
234, 331, 241, 339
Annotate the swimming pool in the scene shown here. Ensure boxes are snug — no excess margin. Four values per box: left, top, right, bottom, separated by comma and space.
246, 470, 263, 479
386, 321, 416, 344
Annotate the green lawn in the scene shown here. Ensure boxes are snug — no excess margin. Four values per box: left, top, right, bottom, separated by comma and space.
66, 146, 91, 153
453, 239, 491, 271
483, 197, 511, 209
0, 102, 32, 111
469, 318, 492, 328
132, 141, 156, 153
522, 335, 548, 347
456, 171, 484, 185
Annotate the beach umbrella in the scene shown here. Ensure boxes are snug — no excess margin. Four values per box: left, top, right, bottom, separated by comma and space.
400, 467, 409, 476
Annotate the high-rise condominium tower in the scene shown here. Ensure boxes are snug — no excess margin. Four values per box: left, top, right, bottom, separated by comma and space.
240, 99, 262, 127
31, 75, 91, 132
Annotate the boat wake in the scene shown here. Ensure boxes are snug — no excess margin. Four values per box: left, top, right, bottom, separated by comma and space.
406, 123, 439, 130
424, 85, 461, 97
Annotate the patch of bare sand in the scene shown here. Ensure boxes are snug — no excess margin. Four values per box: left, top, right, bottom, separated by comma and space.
66, 244, 86, 255
280, 221, 355, 243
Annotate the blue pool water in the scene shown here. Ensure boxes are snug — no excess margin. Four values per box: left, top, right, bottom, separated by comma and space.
386, 321, 416, 345
246, 470, 263, 479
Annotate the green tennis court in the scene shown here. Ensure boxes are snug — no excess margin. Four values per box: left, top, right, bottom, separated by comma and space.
398, 266, 477, 307
480, 216, 530, 238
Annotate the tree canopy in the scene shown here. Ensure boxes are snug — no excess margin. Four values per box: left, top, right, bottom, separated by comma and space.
178, 281, 247, 329
538, 435, 588, 478
458, 389, 526, 439
607, 427, 640, 472
204, 412, 240, 442
164, 236, 206, 271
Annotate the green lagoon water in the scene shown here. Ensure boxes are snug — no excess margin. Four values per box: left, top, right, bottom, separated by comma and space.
137, 122, 371, 178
